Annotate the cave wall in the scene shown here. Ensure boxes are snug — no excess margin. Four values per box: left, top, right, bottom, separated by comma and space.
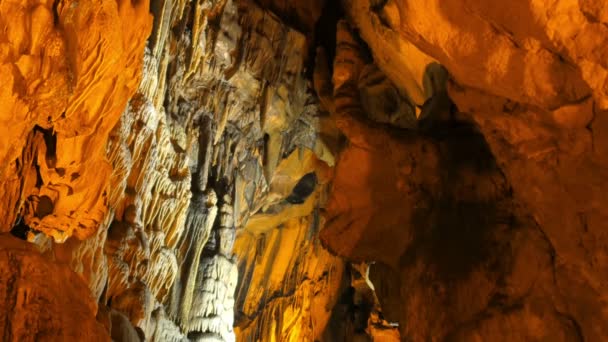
0, 0, 151, 241
1, 0, 608, 341
319, 0, 608, 341
0, 0, 152, 338
1, 0, 340, 340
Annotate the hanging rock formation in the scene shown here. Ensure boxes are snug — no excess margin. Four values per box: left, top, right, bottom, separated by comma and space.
1, 0, 608, 341
0, 0, 152, 242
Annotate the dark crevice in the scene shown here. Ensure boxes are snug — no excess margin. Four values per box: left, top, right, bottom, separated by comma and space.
33, 125, 57, 169
34, 163, 43, 188
52, 0, 60, 26
370, 0, 389, 12
148, 0, 163, 50
321, 266, 377, 340
556, 311, 586, 342
172, 1, 192, 43
400, 122, 511, 283
306, 0, 343, 80
10, 216, 30, 240
35, 196, 54, 219
261, 133, 270, 170
194, 115, 214, 193
285, 172, 317, 204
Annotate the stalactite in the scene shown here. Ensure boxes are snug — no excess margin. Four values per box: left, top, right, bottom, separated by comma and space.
6, 0, 608, 341
178, 190, 219, 328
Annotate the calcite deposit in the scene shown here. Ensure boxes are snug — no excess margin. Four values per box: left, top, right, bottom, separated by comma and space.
1, 0, 608, 341
0, 0, 152, 241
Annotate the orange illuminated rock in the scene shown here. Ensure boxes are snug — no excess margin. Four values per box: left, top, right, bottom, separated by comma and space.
0, 234, 109, 341
234, 215, 344, 342
318, 17, 608, 341
345, 0, 599, 109
3, 0, 608, 341
0, 0, 152, 241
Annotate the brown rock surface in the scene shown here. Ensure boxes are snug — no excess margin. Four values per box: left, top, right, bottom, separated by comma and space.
319, 15, 608, 341
0, 234, 109, 341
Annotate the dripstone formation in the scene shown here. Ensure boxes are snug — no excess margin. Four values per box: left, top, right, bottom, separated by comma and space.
1, 0, 608, 341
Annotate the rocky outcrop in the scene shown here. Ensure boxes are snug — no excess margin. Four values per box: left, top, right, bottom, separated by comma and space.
98, 0, 338, 340
345, 0, 599, 109
233, 148, 344, 341
234, 213, 344, 341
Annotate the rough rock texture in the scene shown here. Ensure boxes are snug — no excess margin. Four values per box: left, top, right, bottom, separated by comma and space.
0, 0, 152, 241
2, 0, 608, 341
234, 213, 343, 341
233, 147, 344, 341
3, 0, 351, 340
0, 235, 109, 341
98, 0, 341, 340
1, 0, 340, 340
318, 1, 608, 341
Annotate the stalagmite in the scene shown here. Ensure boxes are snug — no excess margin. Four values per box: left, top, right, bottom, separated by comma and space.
185, 194, 237, 341
2, 0, 608, 341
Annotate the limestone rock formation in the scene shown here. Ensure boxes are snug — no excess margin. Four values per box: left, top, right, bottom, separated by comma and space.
97, 0, 338, 340
319, 1, 608, 341
0, 235, 109, 341
3, 0, 347, 340
2, 0, 608, 341
0, 0, 152, 242
233, 148, 344, 341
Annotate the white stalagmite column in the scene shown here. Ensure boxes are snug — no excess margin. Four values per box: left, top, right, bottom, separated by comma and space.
187, 194, 238, 342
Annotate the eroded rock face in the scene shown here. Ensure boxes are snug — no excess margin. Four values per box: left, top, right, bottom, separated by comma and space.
448, 80, 608, 342
98, 0, 338, 340
0, 0, 152, 242
345, 0, 600, 109
0, 235, 109, 341
318, 2, 608, 341
2, 0, 339, 340
234, 215, 344, 341
2, 0, 608, 341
